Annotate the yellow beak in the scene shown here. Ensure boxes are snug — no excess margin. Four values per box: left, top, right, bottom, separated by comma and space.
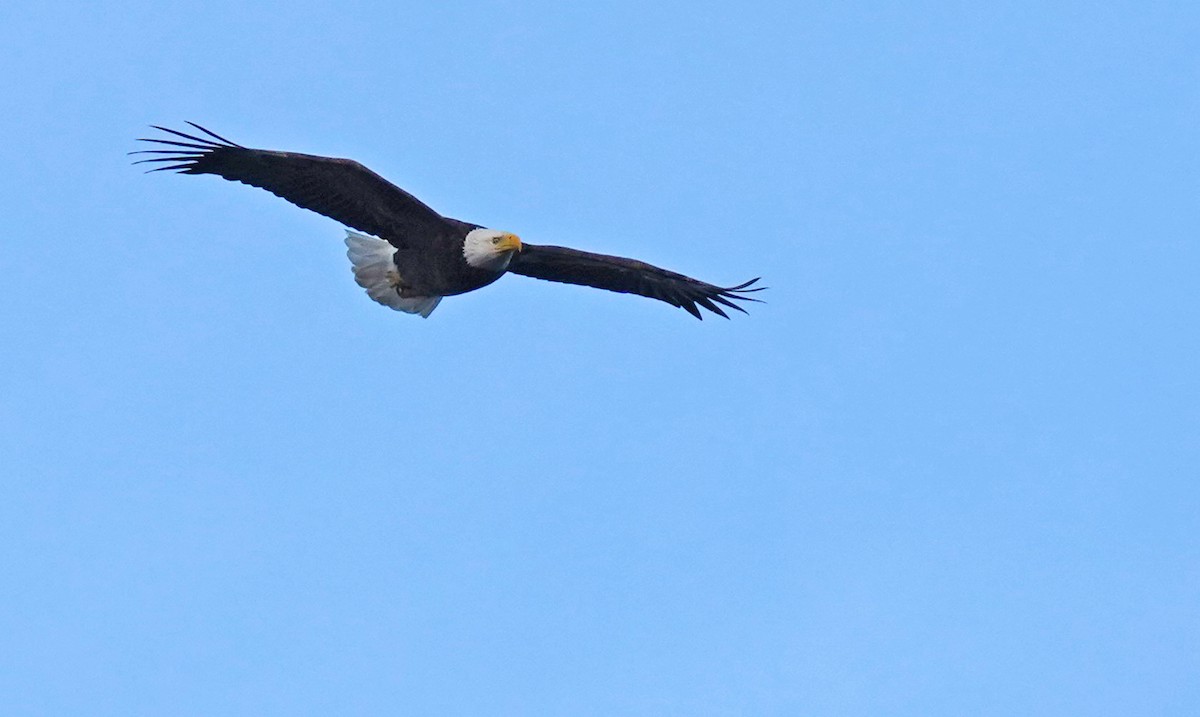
498, 233, 523, 252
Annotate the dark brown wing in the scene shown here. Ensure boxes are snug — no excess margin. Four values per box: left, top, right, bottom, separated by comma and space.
508, 243, 764, 319
132, 122, 452, 248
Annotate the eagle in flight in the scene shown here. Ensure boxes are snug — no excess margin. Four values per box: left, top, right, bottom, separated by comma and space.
133, 123, 763, 319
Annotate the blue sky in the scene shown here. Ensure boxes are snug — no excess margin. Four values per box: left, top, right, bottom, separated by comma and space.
1, 1, 1197, 714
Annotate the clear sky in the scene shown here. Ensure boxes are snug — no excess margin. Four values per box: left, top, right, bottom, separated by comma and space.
1, 1, 1197, 714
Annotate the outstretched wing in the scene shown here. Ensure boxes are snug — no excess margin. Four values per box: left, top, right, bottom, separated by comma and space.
132, 122, 451, 248
508, 244, 764, 319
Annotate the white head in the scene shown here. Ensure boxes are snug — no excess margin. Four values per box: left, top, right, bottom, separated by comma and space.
463, 228, 522, 271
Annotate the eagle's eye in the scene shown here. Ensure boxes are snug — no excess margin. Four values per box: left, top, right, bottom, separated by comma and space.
492, 236, 501, 245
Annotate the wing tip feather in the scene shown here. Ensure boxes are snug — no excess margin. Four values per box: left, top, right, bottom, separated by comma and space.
132, 122, 245, 174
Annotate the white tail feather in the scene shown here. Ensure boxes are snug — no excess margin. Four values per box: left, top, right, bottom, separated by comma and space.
344, 231, 442, 318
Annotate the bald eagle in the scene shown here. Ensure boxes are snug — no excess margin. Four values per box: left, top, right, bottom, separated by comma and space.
133, 123, 763, 319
